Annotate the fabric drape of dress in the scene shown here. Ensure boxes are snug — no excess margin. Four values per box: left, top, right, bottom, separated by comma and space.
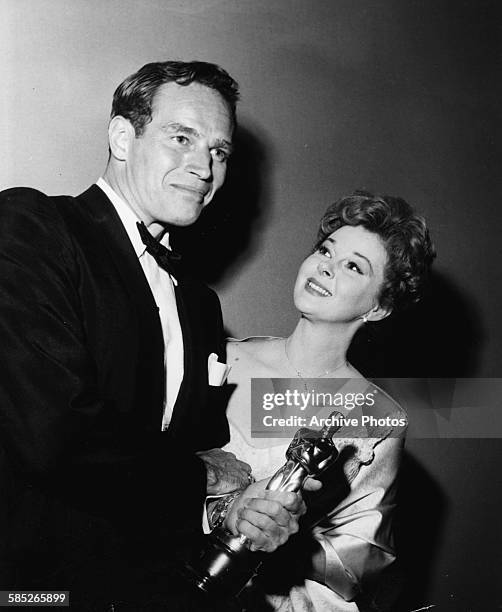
223, 338, 406, 612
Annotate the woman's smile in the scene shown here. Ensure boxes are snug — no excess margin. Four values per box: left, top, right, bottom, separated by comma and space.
305, 277, 332, 297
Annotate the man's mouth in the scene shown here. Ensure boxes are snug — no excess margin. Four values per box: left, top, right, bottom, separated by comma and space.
305, 278, 332, 297
171, 184, 209, 198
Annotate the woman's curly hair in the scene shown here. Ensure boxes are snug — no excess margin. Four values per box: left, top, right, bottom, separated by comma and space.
315, 190, 436, 312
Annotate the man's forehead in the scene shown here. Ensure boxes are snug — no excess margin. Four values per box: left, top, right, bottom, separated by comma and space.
151, 82, 232, 127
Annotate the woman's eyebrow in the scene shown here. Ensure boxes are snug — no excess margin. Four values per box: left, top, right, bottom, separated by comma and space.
327, 238, 374, 273
353, 251, 373, 273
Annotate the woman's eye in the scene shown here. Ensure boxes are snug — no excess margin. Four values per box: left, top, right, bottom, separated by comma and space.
347, 261, 362, 274
317, 245, 331, 257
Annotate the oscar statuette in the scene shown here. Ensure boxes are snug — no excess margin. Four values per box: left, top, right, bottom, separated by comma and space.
183, 411, 343, 599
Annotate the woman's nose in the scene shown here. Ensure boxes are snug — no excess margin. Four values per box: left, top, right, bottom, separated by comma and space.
318, 260, 334, 277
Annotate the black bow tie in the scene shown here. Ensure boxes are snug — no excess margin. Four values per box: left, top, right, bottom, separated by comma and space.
136, 221, 181, 277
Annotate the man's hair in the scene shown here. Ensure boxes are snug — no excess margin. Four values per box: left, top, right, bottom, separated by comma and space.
315, 190, 436, 312
111, 60, 240, 136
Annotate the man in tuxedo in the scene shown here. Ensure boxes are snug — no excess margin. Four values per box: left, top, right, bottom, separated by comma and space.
0, 61, 305, 609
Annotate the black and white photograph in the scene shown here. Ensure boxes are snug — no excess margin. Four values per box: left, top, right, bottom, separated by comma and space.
0, 2, 500, 611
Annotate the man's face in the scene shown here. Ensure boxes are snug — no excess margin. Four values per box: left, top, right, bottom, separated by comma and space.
121, 82, 233, 227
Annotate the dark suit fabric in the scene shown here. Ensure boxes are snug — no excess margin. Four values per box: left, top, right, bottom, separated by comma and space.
0, 185, 231, 608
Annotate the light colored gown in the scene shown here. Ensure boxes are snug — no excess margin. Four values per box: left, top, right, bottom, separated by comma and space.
223, 338, 406, 612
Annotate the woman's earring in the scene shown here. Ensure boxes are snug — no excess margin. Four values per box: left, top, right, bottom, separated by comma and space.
362, 314, 368, 323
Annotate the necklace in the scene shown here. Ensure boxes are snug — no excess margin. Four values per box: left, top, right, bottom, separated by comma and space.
283, 338, 347, 391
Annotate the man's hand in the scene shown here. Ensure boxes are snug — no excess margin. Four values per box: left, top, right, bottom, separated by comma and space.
197, 448, 252, 495
302, 476, 323, 493
223, 478, 307, 553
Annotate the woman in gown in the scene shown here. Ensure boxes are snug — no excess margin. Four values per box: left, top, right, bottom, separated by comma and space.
223, 191, 435, 611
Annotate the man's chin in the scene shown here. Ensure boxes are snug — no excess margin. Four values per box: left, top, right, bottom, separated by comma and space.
174, 217, 201, 227
163, 210, 204, 227
158, 201, 208, 227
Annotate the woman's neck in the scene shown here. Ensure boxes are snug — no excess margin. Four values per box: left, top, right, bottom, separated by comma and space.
284, 317, 355, 378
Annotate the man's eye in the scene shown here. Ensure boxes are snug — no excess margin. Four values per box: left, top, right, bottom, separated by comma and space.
211, 148, 228, 162
172, 135, 190, 145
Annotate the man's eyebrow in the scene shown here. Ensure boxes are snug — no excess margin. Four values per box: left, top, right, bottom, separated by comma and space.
164, 122, 199, 137
163, 122, 233, 152
213, 138, 233, 153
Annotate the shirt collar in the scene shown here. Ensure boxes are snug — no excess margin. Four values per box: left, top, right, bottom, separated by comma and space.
96, 177, 171, 258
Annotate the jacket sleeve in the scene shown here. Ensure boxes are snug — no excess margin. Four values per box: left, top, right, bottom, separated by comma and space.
0, 188, 207, 539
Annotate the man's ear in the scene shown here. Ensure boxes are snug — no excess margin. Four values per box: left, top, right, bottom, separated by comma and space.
108, 115, 135, 161
366, 303, 392, 322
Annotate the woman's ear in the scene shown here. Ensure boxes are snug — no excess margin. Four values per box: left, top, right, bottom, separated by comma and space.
108, 115, 135, 162
366, 303, 392, 322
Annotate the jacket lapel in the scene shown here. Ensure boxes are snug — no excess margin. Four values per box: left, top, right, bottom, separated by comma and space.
74, 185, 165, 428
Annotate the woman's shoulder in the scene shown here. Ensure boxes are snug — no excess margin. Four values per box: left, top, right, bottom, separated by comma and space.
335, 374, 408, 438
226, 336, 285, 379
367, 382, 407, 417
227, 336, 283, 362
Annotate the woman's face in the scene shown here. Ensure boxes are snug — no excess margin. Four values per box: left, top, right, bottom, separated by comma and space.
293, 225, 389, 324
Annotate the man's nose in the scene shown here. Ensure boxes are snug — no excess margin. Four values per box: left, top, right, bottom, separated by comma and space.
185, 146, 212, 180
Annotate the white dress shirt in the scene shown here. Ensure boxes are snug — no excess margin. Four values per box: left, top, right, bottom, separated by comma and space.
96, 178, 184, 430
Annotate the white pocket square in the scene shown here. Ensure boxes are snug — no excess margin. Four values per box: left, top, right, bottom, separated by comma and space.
208, 353, 231, 386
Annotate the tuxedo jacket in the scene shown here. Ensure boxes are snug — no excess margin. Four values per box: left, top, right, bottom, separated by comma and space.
0, 185, 231, 601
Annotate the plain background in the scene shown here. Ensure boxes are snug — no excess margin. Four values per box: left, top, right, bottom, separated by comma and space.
1, 1, 501, 610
